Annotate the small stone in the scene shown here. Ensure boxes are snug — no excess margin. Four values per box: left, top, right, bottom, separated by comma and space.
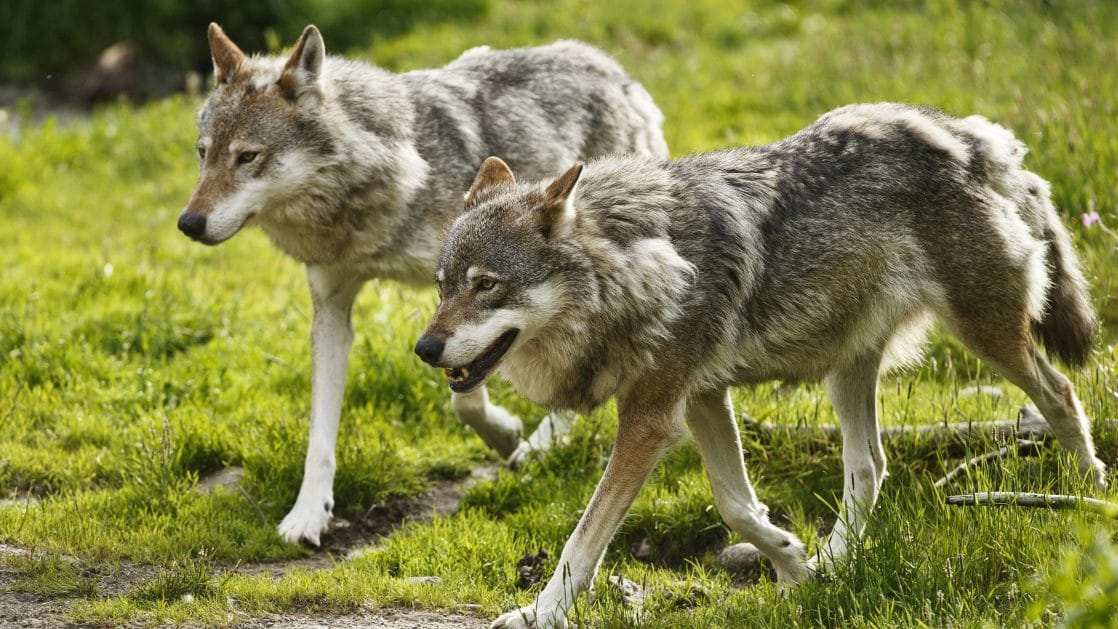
515, 549, 549, 589
959, 385, 1005, 399
0, 496, 39, 509
195, 467, 244, 495
345, 545, 377, 560
181, 593, 195, 603
407, 575, 442, 585
717, 543, 765, 578
630, 536, 652, 560
607, 574, 646, 609
0, 544, 31, 558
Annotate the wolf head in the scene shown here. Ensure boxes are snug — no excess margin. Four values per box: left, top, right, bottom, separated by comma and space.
414, 157, 585, 393
177, 24, 334, 245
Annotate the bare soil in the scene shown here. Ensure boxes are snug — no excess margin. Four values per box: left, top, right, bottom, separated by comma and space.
0, 467, 499, 628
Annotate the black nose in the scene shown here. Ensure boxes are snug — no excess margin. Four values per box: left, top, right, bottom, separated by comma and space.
414, 334, 445, 365
177, 212, 207, 239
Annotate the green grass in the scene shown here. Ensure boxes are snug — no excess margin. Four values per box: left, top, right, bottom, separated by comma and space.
2, 0, 1118, 626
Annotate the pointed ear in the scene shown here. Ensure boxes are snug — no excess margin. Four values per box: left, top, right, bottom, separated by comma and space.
540, 162, 584, 239
464, 157, 516, 207
278, 25, 325, 101
208, 23, 246, 84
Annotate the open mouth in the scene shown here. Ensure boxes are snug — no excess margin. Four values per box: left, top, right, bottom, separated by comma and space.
444, 329, 519, 393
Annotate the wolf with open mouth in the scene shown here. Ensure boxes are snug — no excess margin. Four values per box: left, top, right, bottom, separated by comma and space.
415, 103, 1104, 628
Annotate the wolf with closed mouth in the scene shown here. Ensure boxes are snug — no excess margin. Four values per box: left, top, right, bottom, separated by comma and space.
416, 103, 1104, 628
177, 23, 668, 545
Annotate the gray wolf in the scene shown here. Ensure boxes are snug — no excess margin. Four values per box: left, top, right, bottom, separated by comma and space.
177, 23, 668, 545
415, 103, 1104, 628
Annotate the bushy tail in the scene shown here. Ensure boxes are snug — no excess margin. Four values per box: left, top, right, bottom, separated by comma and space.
950, 114, 1097, 368
623, 81, 670, 160
1031, 188, 1098, 368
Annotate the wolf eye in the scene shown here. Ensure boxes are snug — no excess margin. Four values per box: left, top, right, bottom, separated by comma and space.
476, 278, 496, 291
238, 151, 259, 165
197, 146, 206, 160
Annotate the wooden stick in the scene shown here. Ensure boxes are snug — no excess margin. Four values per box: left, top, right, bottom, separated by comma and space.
945, 492, 1118, 519
933, 440, 1045, 489
742, 406, 1096, 445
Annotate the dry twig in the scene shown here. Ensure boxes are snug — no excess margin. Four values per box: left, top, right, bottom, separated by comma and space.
933, 439, 1045, 488
743, 406, 1058, 444
945, 492, 1118, 519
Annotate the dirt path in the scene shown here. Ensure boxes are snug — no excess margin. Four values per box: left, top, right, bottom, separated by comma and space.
0, 555, 487, 628
0, 467, 500, 628
188, 610, 487, 629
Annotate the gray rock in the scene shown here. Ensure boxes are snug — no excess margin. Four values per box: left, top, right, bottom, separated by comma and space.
959, 385, 1005, 399
406, 576, 442, 586
716, 542, 765, 578
196, 467, 245, 495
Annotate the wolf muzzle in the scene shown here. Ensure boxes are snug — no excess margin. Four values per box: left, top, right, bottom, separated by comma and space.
414, 334, 445, 365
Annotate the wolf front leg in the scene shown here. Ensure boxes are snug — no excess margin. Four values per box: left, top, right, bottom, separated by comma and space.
491, 388, 685, 628
278, 266, 364, 545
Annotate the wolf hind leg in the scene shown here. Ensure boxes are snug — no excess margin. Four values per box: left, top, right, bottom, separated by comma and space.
687, 389, 809, 583
451, 387, 523, 459
950, 317, 1105, 489
818, 350, 887, 569
934, 182, 1103, 487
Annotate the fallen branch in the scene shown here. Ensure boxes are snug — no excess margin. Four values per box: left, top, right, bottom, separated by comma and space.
945, 492, 1118, 519
743, 406, 1118, 446
933, 439, 1045, 489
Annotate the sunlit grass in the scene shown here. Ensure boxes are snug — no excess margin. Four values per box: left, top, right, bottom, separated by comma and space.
2, 0, 1117, 626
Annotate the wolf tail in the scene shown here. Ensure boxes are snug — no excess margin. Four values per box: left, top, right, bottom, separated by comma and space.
1031, 195, 1098, 368
623, 81, 670, 160
952, 114, 1098, 368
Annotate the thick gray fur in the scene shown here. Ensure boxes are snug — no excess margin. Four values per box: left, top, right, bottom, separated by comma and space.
194, 38, 668, 274
428, 103, 1104, 628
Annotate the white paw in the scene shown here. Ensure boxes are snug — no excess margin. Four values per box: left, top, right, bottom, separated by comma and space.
453, 392, 524, 458
770, 536, 811, 584
483, 404, 525, 458
507, 440, 533, 469
805, 551, 828, 576
507, 412, 576, 469
1087, 458, 1108, 491
277, 499, 333, 546
491, 605, 567, 629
